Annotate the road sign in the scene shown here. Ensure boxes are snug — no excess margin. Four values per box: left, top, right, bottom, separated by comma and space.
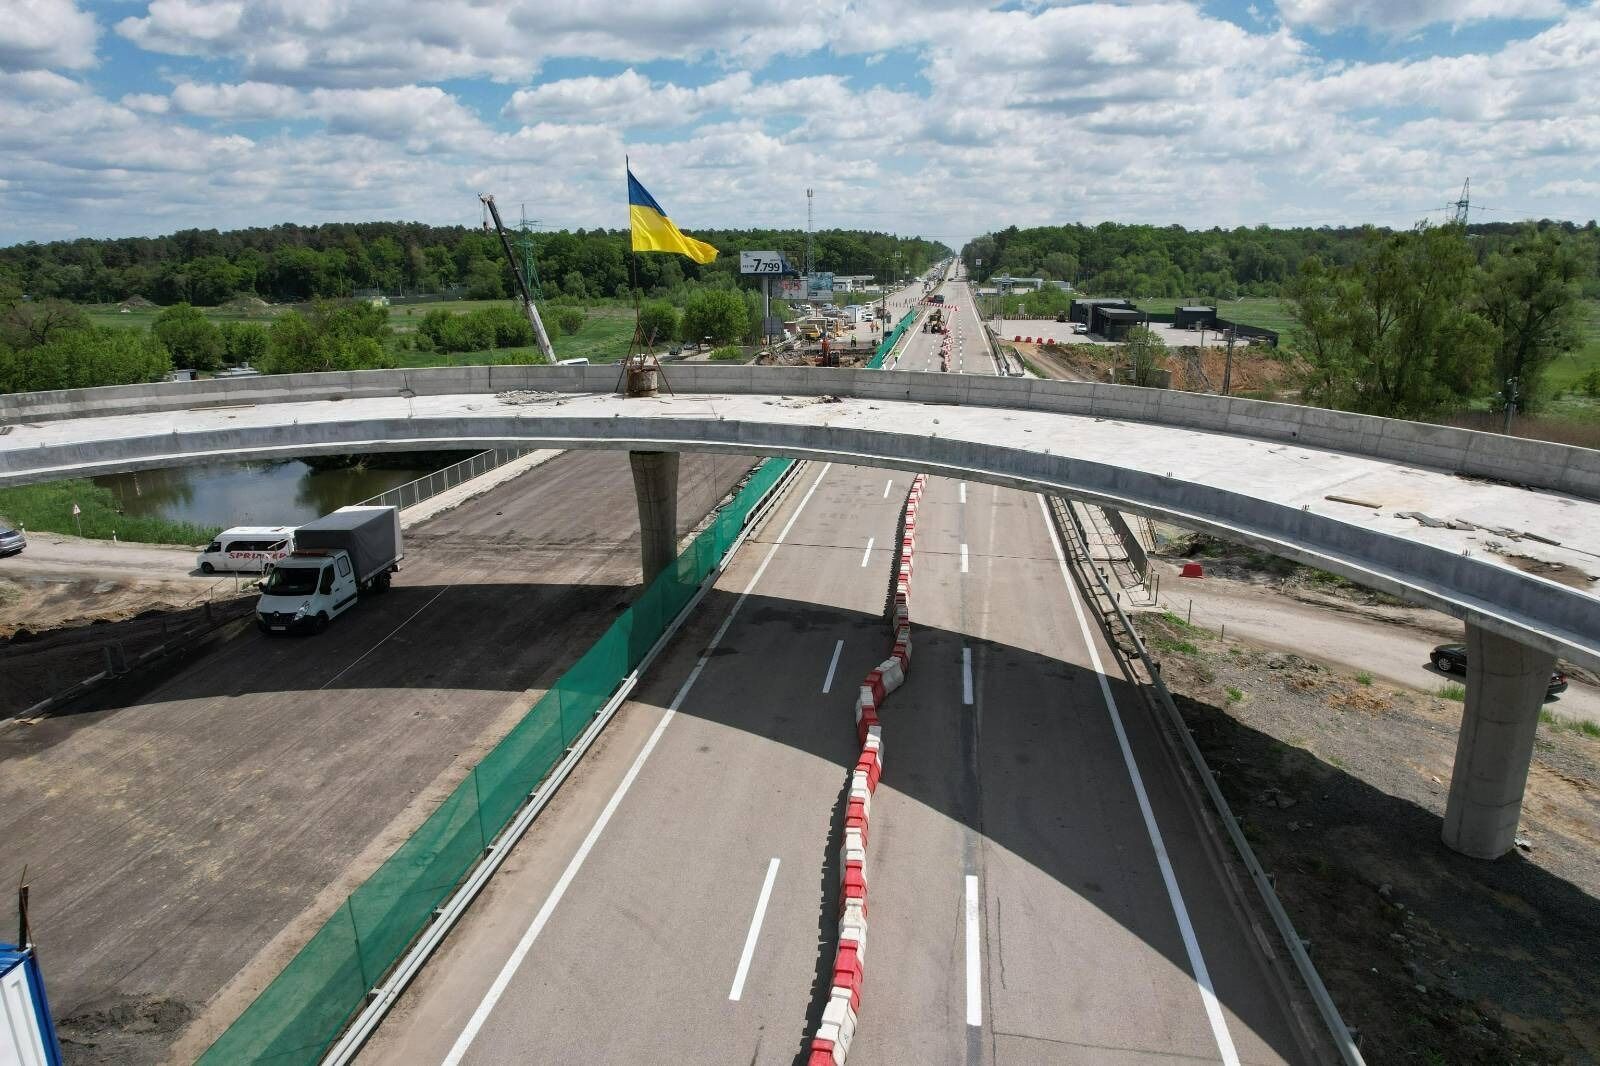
740, 251, 793, 275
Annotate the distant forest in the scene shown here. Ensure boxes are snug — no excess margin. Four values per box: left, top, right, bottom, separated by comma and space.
0, 223, 952, 306
961, 220, 1600, 300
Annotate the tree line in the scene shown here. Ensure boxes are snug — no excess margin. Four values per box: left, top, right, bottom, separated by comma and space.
0, 221, 949, 307
1286, 224, 1591, 418
961, 220, 1600, 301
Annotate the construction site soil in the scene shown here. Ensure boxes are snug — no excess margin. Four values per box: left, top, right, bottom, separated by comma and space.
1015, 338, 1304, 396
1132, 607, 1600, 1065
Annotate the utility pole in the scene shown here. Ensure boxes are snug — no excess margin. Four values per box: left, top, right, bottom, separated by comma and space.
805, 188, 814, 277
1222, 328, 1237, 396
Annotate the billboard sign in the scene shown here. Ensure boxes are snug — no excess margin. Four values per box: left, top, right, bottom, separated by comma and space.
778, 277, 806, 301
740, 251, 793, 275
806, 272, 834, 300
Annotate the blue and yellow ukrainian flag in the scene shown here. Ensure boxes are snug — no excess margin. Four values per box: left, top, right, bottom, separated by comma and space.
628, 167, 718, 264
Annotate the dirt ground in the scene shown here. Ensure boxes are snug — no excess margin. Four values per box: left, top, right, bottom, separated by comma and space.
0, 537, 248, 717
1133, 610, 1600, 1064
1013, 338, 1303, 396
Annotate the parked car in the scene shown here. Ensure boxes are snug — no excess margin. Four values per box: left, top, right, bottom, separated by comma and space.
1431, 643, 1568, 696
0, 525, 25, 557
1072, 323, 1088, 334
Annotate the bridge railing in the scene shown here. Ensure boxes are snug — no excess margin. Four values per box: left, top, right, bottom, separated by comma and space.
356, 447, 533, 511
194, 454, 799, 1066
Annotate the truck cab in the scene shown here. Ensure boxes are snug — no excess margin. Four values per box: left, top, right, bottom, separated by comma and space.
255, 550, 360, 633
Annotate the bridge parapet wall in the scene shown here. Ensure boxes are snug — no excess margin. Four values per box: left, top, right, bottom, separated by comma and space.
3, 365, 1597, 500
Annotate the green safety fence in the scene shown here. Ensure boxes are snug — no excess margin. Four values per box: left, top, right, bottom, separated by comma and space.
865, 308, 920, 370
197, 455, 798, 1066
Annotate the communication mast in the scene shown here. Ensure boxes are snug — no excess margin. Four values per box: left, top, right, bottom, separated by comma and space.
1450, 178, 1471, 225
805, 188, 814, 276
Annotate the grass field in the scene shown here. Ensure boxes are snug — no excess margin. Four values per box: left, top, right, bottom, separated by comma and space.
1215, 296, 1297, 334
397, 305, 638, 367
0, 479, 218, 545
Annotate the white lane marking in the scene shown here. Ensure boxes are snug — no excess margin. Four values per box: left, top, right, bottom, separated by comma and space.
1036, 494, 1242, 1066
860, 536, 875, 567
959, 482, 967, 504
965, 874, 982, 1027
960, 543, 970, 573
962, 646, 974, 705
883, 479, 893, 498
821, 639, 845, 694
440, 465, 832, 1066
320, 584, 451, 690
728, 857, 781, 1001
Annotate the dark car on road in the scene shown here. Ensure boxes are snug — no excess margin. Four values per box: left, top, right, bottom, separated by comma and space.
0, 525, 25, 557
1431, 643, 1567, 696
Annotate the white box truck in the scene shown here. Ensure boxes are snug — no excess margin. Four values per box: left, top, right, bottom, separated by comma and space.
256, 506, 403, 634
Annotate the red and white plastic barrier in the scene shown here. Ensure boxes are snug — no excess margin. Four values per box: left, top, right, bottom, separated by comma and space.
808, 473, 926, 1066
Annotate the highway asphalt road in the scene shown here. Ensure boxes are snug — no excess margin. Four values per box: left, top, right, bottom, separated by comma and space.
0, 449, 755, 1064
364, 273, 1320, 1064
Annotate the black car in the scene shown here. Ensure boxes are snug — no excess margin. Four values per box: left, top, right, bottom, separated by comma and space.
1431, 643, 1567, 696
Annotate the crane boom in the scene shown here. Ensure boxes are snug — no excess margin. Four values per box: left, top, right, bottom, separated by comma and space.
479, 193, 556, 363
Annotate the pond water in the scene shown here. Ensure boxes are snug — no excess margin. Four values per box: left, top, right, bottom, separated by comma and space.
92, 459, 440, 530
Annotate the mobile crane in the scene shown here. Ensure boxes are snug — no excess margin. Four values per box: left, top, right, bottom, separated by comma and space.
479, 193, 556, 363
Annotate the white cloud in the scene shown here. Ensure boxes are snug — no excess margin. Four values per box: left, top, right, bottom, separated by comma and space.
0, 0, 99, 72
3, 1, 1598, 243
1276, 0, 1567, 34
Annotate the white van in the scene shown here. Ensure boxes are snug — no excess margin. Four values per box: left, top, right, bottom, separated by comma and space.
557, 357, 589, 366
198, 526, 295, 574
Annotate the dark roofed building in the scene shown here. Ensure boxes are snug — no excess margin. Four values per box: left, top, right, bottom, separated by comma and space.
1173, 305, 1217, 329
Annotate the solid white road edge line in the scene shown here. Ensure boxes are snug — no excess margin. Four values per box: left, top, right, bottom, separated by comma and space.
1036, 493, 1242, 1066
728, 858, 782, 1001
438, 464, 833, 1066
965, 874, 982, 1027
962, 646, 974, 706
860, 536, 875, 567
822, 639, 845, 695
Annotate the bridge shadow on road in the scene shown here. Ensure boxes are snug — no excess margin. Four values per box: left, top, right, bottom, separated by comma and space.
7, 577, 1599, 1065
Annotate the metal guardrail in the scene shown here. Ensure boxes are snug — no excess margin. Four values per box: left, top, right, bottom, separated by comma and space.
1048, 494, 1365, 1065
358, 448, 533, 511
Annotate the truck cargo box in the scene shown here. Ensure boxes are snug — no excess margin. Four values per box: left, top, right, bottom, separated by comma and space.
292, 505, 402, 583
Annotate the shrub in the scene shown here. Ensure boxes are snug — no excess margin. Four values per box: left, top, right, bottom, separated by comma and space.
556, 307, 585, 337
710, 345, 744, 362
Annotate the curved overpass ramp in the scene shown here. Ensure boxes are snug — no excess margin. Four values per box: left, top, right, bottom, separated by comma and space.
4, 364, 1597, 859
3, 364, 1596, 671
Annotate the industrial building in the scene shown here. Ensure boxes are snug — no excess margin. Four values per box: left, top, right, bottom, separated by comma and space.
1091, 305, 1144, 340
1173, 305, 1217, 329
1069, 297, 1136, 325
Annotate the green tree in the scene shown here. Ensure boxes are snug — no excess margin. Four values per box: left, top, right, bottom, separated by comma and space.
218, 321, 269, 366
152, 303, 225, 371
464, 258, 506, 300
1121, 326, 1167, 387
682, 288, 749, 345
261, 300, 394, 374
637, 299, 679, 347
1476, 229, 1589, 412
1289, 225, 1493, 417
0, 299, 90, 349
0, 326, 169, 394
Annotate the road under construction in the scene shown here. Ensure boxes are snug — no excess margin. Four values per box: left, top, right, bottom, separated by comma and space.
4, 266, 1598, 1064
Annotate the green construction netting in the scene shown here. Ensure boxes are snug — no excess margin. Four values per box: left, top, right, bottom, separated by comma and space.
197, 455, 797, 1066
865, 308, 919, 370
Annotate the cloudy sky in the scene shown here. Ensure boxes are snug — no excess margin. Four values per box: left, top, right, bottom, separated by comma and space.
1, 0, 1596, 248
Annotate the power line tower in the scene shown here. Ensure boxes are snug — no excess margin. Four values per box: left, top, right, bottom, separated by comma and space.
1450, 178, 1471, 225
805, 188, 815, 276
515, 204, 545, 300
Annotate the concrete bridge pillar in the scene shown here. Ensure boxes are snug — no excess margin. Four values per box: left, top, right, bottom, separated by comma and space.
629, 450, 679, 586
1441, 623, 1555, 859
